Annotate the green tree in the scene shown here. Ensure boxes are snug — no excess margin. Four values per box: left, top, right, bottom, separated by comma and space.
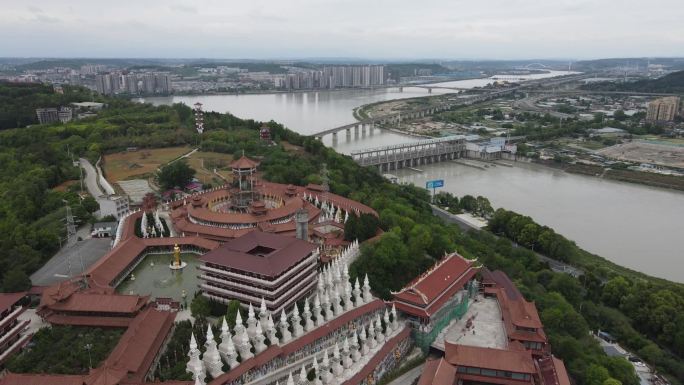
157, 160, 195, 190
585, 364, 610, 385
225, 299, 242, 329
190, 295, 210, 318
2, 268, 32, 292
602, 276, 631, 308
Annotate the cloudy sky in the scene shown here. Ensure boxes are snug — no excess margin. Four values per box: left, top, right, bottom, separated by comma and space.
1, 0, 683, 60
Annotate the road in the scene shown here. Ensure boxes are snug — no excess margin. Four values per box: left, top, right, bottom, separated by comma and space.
431, 205, 582, 277
30, 225, 111, 286
79, 157, 105, 198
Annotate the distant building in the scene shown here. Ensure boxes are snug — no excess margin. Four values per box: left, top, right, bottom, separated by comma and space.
647, 96, 680, 122
35, 107, 73, 124
99, 195, 130, 219
0, 292, 30, 366
92, 221, 118, 238
198, 230, 319, 313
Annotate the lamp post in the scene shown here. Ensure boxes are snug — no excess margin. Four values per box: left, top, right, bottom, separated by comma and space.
84, 343, 93, 369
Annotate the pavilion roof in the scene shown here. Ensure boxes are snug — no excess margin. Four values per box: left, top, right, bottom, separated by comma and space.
444, 342, 536, 374
393, 252, 479, 317
230, 155, 259, 169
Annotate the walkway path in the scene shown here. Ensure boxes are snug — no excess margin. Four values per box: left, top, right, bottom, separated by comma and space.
386, 364, 424, 385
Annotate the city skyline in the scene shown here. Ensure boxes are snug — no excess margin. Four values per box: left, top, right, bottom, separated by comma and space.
2, 0, 683, 60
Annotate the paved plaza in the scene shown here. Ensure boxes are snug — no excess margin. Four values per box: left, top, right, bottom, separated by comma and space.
433, 295, 507, 351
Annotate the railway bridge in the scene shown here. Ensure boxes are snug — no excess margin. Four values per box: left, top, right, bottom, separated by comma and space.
350, 135, 466, 172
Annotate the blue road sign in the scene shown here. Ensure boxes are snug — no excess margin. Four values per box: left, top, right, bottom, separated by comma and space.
426, 179, 444, 189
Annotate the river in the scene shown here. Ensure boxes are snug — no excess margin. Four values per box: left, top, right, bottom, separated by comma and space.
138, 70, 683, 282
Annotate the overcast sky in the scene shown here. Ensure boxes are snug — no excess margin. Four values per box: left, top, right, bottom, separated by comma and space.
1, 0, 683, 60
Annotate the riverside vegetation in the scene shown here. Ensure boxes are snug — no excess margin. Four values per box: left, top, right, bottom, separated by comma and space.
0, 83, 681, 384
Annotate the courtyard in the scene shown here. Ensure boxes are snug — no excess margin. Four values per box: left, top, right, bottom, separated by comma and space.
116, 253, 202, 305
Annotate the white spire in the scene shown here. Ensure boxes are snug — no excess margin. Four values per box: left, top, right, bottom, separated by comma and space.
203, 325, 224, 378
291, 303, 303, 337
286, 372, 294, 385
259, 297, 268, 320
279, 309, 292, 343
253, 320, 267, 353
299, 365, 307, 383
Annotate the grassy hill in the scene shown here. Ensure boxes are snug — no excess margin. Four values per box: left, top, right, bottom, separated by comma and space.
583, 70, 684, 93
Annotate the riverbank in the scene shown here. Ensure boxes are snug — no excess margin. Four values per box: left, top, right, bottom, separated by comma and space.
559, 162, 684, 192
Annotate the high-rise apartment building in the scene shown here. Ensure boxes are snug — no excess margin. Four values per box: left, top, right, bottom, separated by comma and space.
35, 107, 73, 124
646, 96, 681, 122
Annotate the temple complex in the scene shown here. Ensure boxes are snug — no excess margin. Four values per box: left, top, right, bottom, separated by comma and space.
169, 156, 376, 260
0, 152, 571, 385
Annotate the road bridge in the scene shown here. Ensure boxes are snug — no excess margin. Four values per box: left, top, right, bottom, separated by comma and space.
350, 135, 466, 171
310, 73, 590, 140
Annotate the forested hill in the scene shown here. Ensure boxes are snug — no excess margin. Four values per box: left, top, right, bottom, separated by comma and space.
0, 82, 100, 129
0, 82, 682, 384
583, 70, 684, 93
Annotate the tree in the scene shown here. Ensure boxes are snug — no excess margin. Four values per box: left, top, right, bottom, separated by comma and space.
585, 364, 610, 385
157, 160, 195, 190
2, 268, 31, 292
190, 295, 210, 318
459, 195, 477, 212
603, 379, 622, 385
225, 300, 242, 329
601, 276, 631, 308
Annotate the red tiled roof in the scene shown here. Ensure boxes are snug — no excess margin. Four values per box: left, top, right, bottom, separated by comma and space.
418, 358, 456, 385
102, 308, 176, 384
538, 356, 571, 385
393, 252, 479, 318
0, 292, 25, 313
444, 342, 536, 374
488, 271, 543, 330
42, 314, 134, 328
0, 373, 86, 385
48, 293, 148, 314
230, 155, 259, 169
200, 230, 318, 277
394, 252, 476, 307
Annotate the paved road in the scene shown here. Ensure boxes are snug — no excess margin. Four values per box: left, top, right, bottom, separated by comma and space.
30, 225, 111, 286
80, 158, 105, 198
386, 364, 424, 385
431, 205, 582, 277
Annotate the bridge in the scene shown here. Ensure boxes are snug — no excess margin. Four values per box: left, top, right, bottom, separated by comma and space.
350, 135, 466, 171
310, 73, 591, 139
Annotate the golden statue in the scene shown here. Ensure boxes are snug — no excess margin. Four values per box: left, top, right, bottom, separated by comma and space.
170, 243, 187, 270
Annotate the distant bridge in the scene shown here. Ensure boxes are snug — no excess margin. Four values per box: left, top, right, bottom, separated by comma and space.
309, 73, 591, 139
350, 135, 467, 171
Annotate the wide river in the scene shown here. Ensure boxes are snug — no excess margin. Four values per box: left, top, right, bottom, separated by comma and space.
139, 71, 683, 282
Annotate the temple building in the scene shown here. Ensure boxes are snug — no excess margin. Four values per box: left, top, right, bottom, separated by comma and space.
481, 269, 548, 355
37, 277, 149, 328
198, 230, 319, 313
0, 293, 30, 367
0, 308, 176, 385
415, 269, 570, 385
169, 155, 376, 259
392, 252, 480, 350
